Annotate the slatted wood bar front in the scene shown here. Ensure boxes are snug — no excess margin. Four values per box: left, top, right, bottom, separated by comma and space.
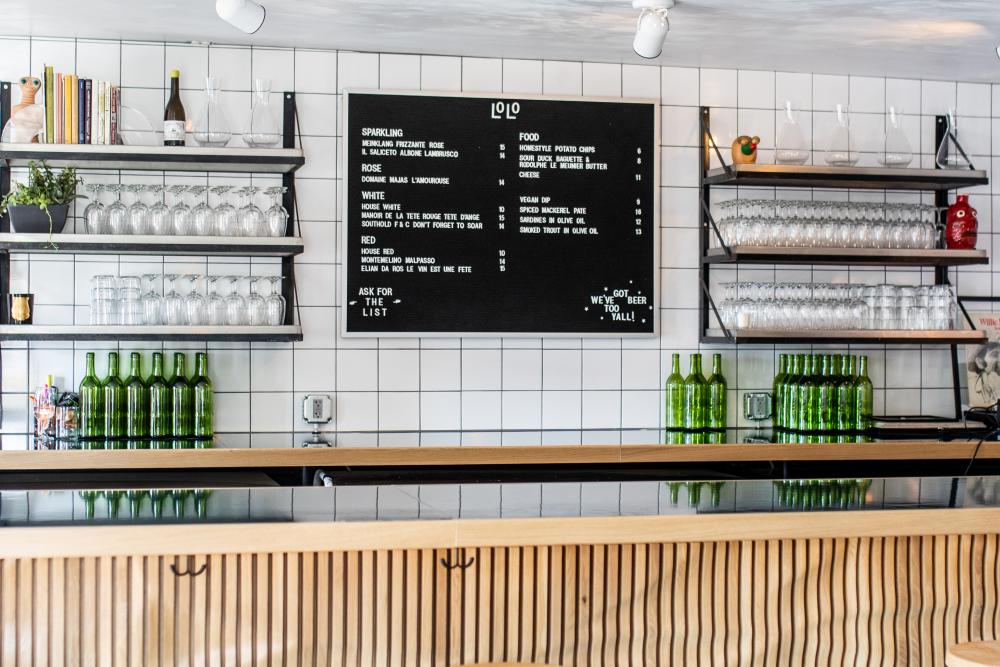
2, 535, 998, 666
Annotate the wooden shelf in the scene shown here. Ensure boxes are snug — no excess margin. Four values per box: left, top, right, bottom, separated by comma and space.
0, 143, 304, 174
0, 325, 302, 342
703, 246, 989, 267
702, 328, 986, 344
0, 233, 304, 257
703, 163, 989, 191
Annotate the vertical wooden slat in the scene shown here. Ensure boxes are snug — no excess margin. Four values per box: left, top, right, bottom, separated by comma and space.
353, 551, 370, 667
433, 549, 448, 667
829, 538, 846, 667
236, 554, 251, 667
816, 538, 833, 667
301, 552, 315, 667
547, 546, 563, 667
129, 557, 144, 667
191, 556, 208, 667
520, 546, 535, 664
33, 559, 48, 667
603, 543, 621, 667
955, 535, 970, 645
176, 556, 191, 667
869, 537, 885, 667
113, 557, 128, 667
474, 548, 491, 666
462, 548, 478, 666
51, 558, 65, 667
16, 560, 31, 667
631, 544, 647, 667
330, 552, 346, 667
775, 540, 792, 667
144, 557, 159, 667
850, 537, 868, 667
374, 551, 389, 667
208, 554, 224, 667
271, 553, 286, 667
314, 552, 331, 667
389, 550, 404, 667
491, 547, 506, 663
591, 544, 607, 667
286, 553, 299, 667
162, 557, 176, 667
737, 541, 752, 666
574, 545, 591, 667
419, 549, 435, 667
881, 537, 897, 667
971, 535, 986, 642
763, 540, 779, 667
643, 543, 660, 667
254, 554, 268, 667
990, 535, 1000, 640
560, 545, 577, 667
449, 550, 464, 667
505, 547, 521, 663
404, 550, 419, 667
82, 558, 98, 667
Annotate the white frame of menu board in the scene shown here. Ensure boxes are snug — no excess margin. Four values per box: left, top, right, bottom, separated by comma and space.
340, 88, 661, 338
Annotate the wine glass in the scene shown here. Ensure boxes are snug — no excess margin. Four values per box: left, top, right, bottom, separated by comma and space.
183, 274, 207, 325
162, 274, 185, 325
224, 276, 246, 325
189, 186, 215, 236
146, 185, 171, 236
264, 276, 285, 325
263, 186, 289, 237
237, 186, 265, 237
246, 277, 267, 326
169, 185, 193, 236
125, 184, 149, 235
141, 273, 162, 325
105, 185, 129, 235
211, 186, 238, 237
205, 276, 227, 325
83, 183, 107, 235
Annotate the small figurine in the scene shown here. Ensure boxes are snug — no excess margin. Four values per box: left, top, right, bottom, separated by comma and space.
731, 135, 760, 164
7, 76, 44, 143
945, 193, 978, 250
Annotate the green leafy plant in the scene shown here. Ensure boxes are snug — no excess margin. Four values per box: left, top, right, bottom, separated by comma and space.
1, 160, 84, 243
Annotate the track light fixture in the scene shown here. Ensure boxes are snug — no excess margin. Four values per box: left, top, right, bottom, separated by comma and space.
216, 0, 266, 34
632, 0, 674, 59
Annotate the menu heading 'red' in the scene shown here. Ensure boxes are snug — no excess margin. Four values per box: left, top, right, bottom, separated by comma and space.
342, 91, 658, 336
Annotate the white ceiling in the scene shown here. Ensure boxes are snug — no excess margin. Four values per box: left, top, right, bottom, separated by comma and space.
4, 0, 1000, 82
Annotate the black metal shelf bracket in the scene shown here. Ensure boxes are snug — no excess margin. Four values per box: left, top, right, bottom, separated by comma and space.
700, 199, 731, 258
700, 107, 732, 178
699, 277, 732, 342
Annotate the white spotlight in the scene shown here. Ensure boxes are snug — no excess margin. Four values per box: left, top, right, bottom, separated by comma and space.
216, 0, 266, 34
632, 0, 674, 59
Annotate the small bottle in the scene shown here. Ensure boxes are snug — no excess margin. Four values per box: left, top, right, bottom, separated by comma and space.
854, 355, 874, 430
148, 352, 172, 444
664, 353, 685, 430
682, 353, 708, 430
79, 352, 104, 440
124, 352, 150, 440
164, 69, 186, 147
773, 354, 788, 428
102, 352, 126, 443
192, 352, 214, 438
170, 352, 194, 441
706, 353, 727, 430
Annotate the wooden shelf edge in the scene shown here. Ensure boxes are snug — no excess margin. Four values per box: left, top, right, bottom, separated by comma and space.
0, 325, 303, 342
0, 233, 305, 257
703, 246, 989, 267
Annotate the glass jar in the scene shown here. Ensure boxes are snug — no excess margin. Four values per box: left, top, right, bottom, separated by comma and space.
823, 104, 860, 166
243, 78, 281, 148
775, 101, 809, 165
877, 106, 913, 167
191, 77, 232, 147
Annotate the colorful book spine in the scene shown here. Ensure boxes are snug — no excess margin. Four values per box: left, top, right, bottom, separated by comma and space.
77, 77, 85, 144
110, 86, 119, 145
44, 66, 53, 143
103, 82, 111, 145
62, 75, 71, 144
83, 79, 92, 144
54, 73, 61, 144
70, 75, 79, 145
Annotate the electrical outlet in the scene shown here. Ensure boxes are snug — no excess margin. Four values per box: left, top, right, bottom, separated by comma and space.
302, 394, 332, 424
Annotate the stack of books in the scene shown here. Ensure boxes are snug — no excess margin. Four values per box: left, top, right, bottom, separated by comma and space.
40, 66, 121, 145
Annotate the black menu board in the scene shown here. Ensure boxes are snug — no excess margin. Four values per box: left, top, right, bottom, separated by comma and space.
342, 91, 658, 336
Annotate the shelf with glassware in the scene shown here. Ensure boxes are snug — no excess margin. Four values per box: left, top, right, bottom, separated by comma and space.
0, 84, 303, 342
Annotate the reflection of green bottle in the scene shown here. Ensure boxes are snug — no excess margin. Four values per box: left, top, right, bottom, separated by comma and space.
80, 490, 99, 519
150, 490, 166, 519
193, 352, 214, 437
127, 490, 144, 518
80, 352, 104, 441
125, 352, 149, 440
103, 352, 126, 444
172, 490, 189, 517
193, 489, 212, 519
773, 354, 788, 428
665, 353, 685, 430
668, 482, 682, 506
706, 354, 727, 430
854, 355, 874, 430
682, 354, 708, 429
170, 353, 194, 440
105, 490, 123, 518
836, 356, 857, 432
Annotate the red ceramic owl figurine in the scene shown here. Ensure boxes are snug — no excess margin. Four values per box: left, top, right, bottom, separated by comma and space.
945, 194, 978, 250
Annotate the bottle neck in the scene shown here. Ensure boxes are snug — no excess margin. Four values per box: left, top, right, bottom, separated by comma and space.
689, 355, 702, 375
152, 354, 164, 377
859, 356, 869, 377
671, 354, 680, 374
128, 354, 141, 377
712, 355, 722, 374
174, 354, 186, 379
170, 76, 180, 97
85, 354, 95, 376
779, 355, 788, 374
195, 354, 208, 377
108, 353, 119, 377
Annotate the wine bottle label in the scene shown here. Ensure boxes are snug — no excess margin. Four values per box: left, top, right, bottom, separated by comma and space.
164, 120, 185, 142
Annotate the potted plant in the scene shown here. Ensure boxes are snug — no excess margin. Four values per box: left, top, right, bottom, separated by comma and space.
1, 160, 82, 236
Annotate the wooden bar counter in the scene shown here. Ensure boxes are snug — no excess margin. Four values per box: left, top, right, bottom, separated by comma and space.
1, 475, 999, 666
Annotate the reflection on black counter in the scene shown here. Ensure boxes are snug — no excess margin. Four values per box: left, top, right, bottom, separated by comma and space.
78, 489, 212, 520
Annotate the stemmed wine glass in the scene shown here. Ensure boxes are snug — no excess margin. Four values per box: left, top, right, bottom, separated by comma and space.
205, 276, 227, 325
183, 274, 207, 325
189, 186, 215, 236
264, 276, 285, 325
224, 276, 246, 325
146, 185, 171, 236
162, 274, 185, 325
263, 186, 288, 237
211, 186, 238, 237
83, 183, 107, 235
246, 277, 268, 325
238, 186, 265, 237
169, 185, 193, 236
105, 185, 129, 235
141, 273, 162, 325
125, 184, 149, 235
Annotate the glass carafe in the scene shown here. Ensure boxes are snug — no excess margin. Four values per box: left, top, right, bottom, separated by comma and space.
775, 101, 809, 165
877, 106, 913, 167
823, 104, 860, 167
244, 79, 281, 148
191, 77, 232, 147
936, 109, 972, 170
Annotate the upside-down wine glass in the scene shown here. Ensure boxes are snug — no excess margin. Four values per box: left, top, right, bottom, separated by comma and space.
147, 185, 171, 236
263, 186, 289, 237
183, 274, 207, 325
190, 186, 215, 236
125, 184, 149, 235
105, 184, 129, 235
264, 276, 285, 326
211, 186, 238, 237
162, 274, 185, 325
83, 183, 107, 235
169, 185, 193, 236
246, 277, 267, 326
224, 276, 246, 325
141, 273, 162, 325
238, 186, 265, 237
205, 276, 227, 325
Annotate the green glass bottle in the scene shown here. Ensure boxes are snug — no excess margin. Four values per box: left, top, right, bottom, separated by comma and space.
193, 352, 214, 438
706, 353, 727, 430
785, 354, 805, 431
836, 356, 857, 433
773, 354, 788, 428
102, 352, 126, 444
854, 355, 874, 430
817, 355, 836, 431
802, 355, 822, 433
124, 352, 150, 440
664, 353, 685, 430
79, 352, 104, 441
148, 352, 172, 446
170, 352, 194, 441
682, 353, 708, 430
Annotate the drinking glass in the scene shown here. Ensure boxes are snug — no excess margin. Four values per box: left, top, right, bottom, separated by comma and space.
264, 276, 285, 325
238, 186, 265, 237
105, 185, 129, 235
224, 276, 246, 325
211, 186, 239, 237
263, 186, 289, 237
125, 184, 149, 235
162, 274, 186, 325
146, 185, 172, 236
83, 183, 107, 235
183, 274, 207, 325
141, 273, 162, 325
169, 185, 192, 236
246, 277, 267, 326
205, 276, 227, 325
189, 186, 215, 236
90, 276, 119, 325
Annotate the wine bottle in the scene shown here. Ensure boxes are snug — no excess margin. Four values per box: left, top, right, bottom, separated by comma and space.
773, 353, 788, 428
817, 354, 836, 431
836, 355, 857, 434
664, 353, 684, 430
706, 353, 727, 430
148, 352, 172, 446
164, 69, 186, 146
802, 355, 821, 433
102, 352, 126, 444
193, 352, 214, 438
785, 354, 805, 431
682, 353, 708, 430
170, 352, 194, 442
79, 352, 104, 441
124, 352, 150, 441
854, 355, 874, 430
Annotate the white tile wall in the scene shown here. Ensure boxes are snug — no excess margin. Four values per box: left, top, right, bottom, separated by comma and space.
0, 36, 995, 445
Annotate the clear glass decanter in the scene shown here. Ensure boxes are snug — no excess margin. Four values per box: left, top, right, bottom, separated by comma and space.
775, 101, 809, 165
823, 104, 860, 166
243, 78, 281, 148
191, 77, 232, 147
877, 106, 913, 167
